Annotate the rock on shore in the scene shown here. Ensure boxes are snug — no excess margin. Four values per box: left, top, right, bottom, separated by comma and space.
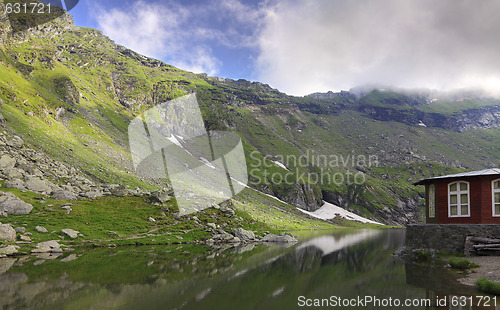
32, 240, 63, 253
206, 227, 298, 245
0, 223, 16, 242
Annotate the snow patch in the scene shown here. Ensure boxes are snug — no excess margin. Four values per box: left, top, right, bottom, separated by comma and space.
272, 160, 289, 171
200, 157, 217, 169
297, 201, 383, 225
231, 178, 289, 205
167, 135, 183, 147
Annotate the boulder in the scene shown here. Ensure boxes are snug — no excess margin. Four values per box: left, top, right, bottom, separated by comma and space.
0, 224, 16, 242
0, 245, 19, 256
3, 168, 23, 179
207, 223, 217, 230
32, 240, 62, 253
80, 190, 103, 199
210, 232, 234, 242
61, 228, 79, 239
35, 225, 48, 233
110, 185, 128, 197
55, 107, 66, 118
7, 136, 24, 148
25, 177, 54, 194
131, 187, 148, 197
76, 184, 92, 192
231, 228, 255, 241
262, 233, 298, 243
17, 163, 43, 177
0, 192, 33, 216
0, 155, 16, 170
61, 205, 72, 215
220, 206, 236, 216
51, 190, 77, 200
148, 191, 171, 204
18, 235, 31, 242
60, 184, 75, 191
4, 178, 25, 189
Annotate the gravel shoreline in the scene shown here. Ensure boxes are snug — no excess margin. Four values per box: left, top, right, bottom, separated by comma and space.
458, 256, 500, 286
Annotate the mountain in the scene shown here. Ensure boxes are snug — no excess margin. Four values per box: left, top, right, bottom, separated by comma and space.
1, 11, 499, 226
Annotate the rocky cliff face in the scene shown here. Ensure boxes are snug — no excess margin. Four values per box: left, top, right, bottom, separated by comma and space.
322, 187, 422, 226
358, 103, 500, 132
307, 89, 500, 132
286, 183, 322, 212
0, 2, 10, 46
454, 105, 500, 131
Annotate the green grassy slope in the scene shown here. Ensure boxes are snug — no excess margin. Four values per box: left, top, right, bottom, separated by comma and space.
1, 14, 499, 226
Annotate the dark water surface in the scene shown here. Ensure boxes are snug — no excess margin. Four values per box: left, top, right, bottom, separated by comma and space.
0, 229, 494, 309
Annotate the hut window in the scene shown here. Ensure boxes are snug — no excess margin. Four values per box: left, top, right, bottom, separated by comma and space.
429, 184, 435, 218
448, 181, 469, 217
493, 179, 500, 216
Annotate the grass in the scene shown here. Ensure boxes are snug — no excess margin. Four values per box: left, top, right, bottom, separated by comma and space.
413, 249, 432, 263
1, 183, 367, 251
449, 257, 480, 270
2, 189, 163, 245
476, 278, 500, 295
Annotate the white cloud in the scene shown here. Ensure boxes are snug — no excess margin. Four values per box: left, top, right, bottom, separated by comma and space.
256, 0, 500, 96
91, 0, 268, 77
175, 47, 221, 76
94, 1, 185, 58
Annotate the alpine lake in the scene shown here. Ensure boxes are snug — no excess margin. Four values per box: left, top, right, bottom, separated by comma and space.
0, 229, 496, 309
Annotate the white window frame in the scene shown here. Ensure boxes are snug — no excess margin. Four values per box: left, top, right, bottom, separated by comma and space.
428, 184, 435, 218
492, 179, 500, 217
448, 181, 470, 218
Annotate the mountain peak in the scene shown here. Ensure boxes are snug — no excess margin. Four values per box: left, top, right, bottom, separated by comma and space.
0, 5, 75, 42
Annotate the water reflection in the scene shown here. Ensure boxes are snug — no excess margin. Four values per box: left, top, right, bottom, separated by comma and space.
0, 229, 494, 309
296, 229, 383, 256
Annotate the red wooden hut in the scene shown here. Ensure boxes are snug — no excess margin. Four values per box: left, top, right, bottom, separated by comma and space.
414, 168, 500, 224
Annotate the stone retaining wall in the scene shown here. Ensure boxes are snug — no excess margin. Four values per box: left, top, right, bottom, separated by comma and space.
406, 224, 500, 254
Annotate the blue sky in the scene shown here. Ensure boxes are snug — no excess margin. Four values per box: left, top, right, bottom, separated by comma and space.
66, 0, 500, 97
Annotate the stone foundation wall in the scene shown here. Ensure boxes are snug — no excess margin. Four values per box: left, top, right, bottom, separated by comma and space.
406, 224, 500, 254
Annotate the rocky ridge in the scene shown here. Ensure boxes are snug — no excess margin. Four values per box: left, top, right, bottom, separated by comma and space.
307, 89, 500, 132
358, 103, 500, 132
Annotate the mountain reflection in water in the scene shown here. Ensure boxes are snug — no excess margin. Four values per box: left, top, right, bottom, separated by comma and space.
0, 229, 491, 309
